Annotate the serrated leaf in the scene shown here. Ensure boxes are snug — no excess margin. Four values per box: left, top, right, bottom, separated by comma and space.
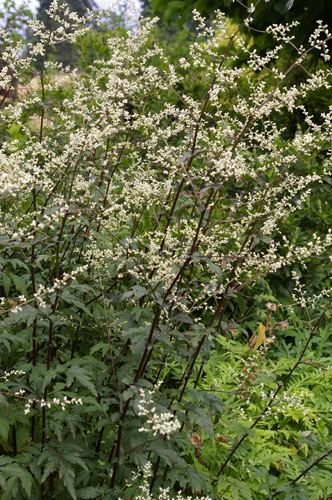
2, 475, 19, 500
10, 273, 27, 296
0, 471, 5, 488
61, 291, 91, 315
180, 467, 207, 493
0, 418, 10, 442
77, 486, 101, 499
66, 365, 97, 396
42, 369, 59, 392
66, 454, 88, 471
0, 456, 14, 466
2, 274, 11, 297
40, 459, 57, 483
25, 305, 38, 327
170, 312, 193, 324
156, 447, 180, 466
62, 467, 77, 500
19, 469, 33, 497
89, 342, 109, 356
188, 406, 214, 437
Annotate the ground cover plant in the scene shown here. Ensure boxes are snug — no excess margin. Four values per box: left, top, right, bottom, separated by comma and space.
0, 1, 331, 498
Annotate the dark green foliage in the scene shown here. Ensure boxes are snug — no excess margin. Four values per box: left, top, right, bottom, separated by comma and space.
144, 0, 332, 44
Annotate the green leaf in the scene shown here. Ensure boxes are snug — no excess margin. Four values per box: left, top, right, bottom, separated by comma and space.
7, 124, 23, 140
42, 369, 60, 392
66, 453, 88, 472
61, 291, 91, 315
206, 260, 223, 279
77, 487, 102, 499
0, 472, 6, 489
0, 456, 14, 466
2, 274, 11, 297
66, 365, 97, 396
24, 305, 38, 327
132, 285, 148, 299
10, 273, 28, 296
230, 484, 239, 500
89, 342, 109, 356
41, 459, 57, 483
2, 475, 19, 500
188, 406, 214, 437
156, 447, 181, 466
62, 467, 77, 500
170, 312, 193, 324
0, 418, 10, 442
19, 469, 33, 497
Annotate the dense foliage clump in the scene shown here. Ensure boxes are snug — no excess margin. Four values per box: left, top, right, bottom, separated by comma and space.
0, 1, 331, 498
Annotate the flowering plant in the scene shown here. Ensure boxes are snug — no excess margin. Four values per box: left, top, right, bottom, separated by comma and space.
0, 1, 331, 498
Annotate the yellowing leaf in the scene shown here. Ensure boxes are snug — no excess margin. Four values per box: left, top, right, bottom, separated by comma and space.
249, 323, 266, 350
275, 461, 283, 472
301, 443, 309, 457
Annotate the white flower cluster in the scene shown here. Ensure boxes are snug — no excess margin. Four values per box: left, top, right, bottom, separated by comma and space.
137, 388, 181, 439
14, 389, 26, 396
122, 461, 212, 500
28, 0, 95, 45
237, 378, 317, 427
4, 265, 88, 314
309, 20, 331, 61
5, 204, 70, 244
264, 389, 314, 424
290, 270, 331, 310
1, 7, 329, 318
24, 396, 83, 415
0, 6, 331, 489
0, 369, 25, 382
